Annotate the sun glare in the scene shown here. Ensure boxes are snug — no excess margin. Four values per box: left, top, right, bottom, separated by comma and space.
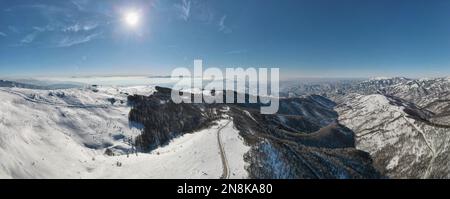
124, 11, 140, 27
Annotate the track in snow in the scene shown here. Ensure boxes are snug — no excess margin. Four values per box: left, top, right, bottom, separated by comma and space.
218, 121, 232, 179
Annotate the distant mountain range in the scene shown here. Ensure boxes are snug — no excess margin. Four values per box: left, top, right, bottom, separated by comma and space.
0, 79, 81, 90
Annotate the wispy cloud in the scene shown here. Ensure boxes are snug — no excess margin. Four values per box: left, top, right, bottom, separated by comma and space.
63, 22, 98, 33
219, 15, 232, 34
19, 25, 55, 46
0, 32, 7, 37
21, 31, 40, 44
175, 0, 191, 21
56, 31, 102, 48
18, 26, 53, 46
5, 1, 110, 48
71, 0, 90, 11
7, 4, 68, 21
8, 26, 20, 33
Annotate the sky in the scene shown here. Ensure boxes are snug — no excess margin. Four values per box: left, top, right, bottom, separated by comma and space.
1, 0, 450, 78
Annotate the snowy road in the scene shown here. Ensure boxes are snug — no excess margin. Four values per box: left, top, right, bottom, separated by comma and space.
218, 121, 232, 179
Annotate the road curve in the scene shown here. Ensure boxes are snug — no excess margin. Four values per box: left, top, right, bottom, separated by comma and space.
218, 120, 232, 179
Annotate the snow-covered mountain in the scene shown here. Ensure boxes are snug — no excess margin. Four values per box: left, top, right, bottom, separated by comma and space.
4, 76, 449, 179
337, 94, 450, 178
0, 81, 381, 179
282, 77, 450, 178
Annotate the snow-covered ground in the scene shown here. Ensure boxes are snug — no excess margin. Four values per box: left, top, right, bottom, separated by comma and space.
336, 93, 450, 178
0, 86, 249, 179
218, 120, 250, 179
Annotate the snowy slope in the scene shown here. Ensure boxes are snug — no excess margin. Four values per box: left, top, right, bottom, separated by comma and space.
0, 86, 249, 179
85, 119, 248, 179
218, 120, 250, 179
336, 94, 450, 178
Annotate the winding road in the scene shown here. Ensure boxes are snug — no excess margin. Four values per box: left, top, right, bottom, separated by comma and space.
218, 121, 232, 179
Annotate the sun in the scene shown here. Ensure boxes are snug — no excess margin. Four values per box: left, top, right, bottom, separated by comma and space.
124, 11, 140, 27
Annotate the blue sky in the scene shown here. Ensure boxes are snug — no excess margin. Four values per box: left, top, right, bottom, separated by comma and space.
1, 0, 450, 78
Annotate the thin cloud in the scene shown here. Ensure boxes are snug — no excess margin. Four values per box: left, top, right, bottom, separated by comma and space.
63, 22, 98, 33
18, 25, 103, 48
175, 0, 191, 21
0, 32, 7, 37
7, 1, 108, 48
19, 26, 53, 45
8, 26, 20, 33
219, 15, 232, 34
21, 31, 40, 44
71, 0, 90, 11
7, 4, 67, 15
56, 31, 102, 48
